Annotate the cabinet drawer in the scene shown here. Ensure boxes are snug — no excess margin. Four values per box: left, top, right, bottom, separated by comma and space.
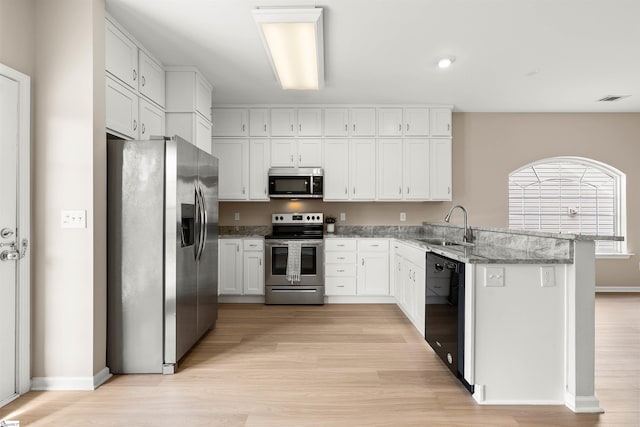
325, 239, 356, 251
325, 264, 356, 277
325, 251, 356, 264
243, 239, 264, 251
358, 239, 388, 252
325, 277, 357, 295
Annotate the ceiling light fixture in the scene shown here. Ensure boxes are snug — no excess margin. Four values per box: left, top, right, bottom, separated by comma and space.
438, 57, 456, 68
252, 7, 324, 90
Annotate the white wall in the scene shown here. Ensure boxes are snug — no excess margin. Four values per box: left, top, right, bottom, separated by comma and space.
32, 0, 106, 383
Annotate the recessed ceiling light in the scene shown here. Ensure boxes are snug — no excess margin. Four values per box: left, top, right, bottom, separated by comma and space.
438, 57, 455, 68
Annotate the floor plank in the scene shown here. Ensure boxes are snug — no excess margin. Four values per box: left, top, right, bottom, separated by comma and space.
1, 295, 638, 426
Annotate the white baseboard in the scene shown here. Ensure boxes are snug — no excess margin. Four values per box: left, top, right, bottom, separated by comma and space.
219, 295, 265, 303
595, 286, 640, 293
473, 386, 564, 406
564, 391, 604, 413
31, 367, 112, 391
325, 295, 396, 304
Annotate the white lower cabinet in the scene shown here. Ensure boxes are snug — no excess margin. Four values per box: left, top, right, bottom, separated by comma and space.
219, 238, 264, 296
393, 240, 426, 335
325, 239, 357, 296
356, 239, 389, 295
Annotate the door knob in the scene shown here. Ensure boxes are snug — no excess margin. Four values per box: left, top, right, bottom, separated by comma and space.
0, 250, 19, 261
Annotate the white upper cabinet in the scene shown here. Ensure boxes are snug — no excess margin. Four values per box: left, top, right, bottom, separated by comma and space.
249, 139, 270, 200
249, 108, 269, 137
350, 139, 376, 200
211, 139, 249, 200
106, 76, 139, 139
271, 108, 297, 136
324, 108, 349, 136
404, 108, 429, 136
378, 108, 403, 136
139, 98, 165, 140
351, 108, 376, 136
323, 139, 350, 200
298, 108, 322, 136
105, 19, 138, 89
404, 139, 430, 200
138, 50, 165, 107
211, 108, 248, 137
195, 75, 212, 120
430, 138, 452, 200
271, 139, 322, 167
166, 68, 213, 118
430, 108, 452, 136
377, 139, 403, 200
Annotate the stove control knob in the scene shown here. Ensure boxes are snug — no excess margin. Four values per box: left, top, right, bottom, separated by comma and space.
307, 216, 310, 220
280, 216, 284, 221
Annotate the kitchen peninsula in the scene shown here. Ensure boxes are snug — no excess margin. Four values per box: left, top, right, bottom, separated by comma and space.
219, 222, 620, 413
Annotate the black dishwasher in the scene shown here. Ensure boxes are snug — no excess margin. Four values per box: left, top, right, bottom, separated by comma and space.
425, 252, 473, 392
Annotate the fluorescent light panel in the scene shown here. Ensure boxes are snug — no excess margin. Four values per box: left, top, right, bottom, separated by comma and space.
253, 8, 324, 90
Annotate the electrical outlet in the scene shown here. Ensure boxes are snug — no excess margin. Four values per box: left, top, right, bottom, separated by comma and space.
61, 210, 86, 229
540, 266, 555, 287
484, 267, 504, 287
400, 212, 406, 222
234, 212, 240, 221
340, 212, 346, 221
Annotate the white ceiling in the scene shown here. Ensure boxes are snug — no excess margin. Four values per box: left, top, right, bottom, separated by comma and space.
105, 0, 640, 112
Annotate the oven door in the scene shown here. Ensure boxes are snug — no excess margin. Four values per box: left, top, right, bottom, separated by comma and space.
265, 239, 324, 286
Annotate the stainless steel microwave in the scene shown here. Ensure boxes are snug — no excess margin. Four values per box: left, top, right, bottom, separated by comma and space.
268, 168, 323, 198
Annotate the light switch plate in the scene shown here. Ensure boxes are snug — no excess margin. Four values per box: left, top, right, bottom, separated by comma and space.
400, 212, 406, 221
61, 210, 86, 229
484, 267, 505, 287
340, 212, 346, 221
540, 266, 555, 287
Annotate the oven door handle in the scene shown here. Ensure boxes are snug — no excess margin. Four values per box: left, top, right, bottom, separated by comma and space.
265, 240, 324, 247
270, 289, 318, 293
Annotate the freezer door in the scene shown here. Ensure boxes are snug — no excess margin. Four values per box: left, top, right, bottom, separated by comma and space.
165, 137, 199, 364
196, 151, 219, 336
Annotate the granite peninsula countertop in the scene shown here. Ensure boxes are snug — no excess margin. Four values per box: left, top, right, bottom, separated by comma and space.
220, 223, 622, 265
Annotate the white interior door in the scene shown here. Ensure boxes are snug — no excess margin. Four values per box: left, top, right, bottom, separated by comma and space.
0, 64, 30, 408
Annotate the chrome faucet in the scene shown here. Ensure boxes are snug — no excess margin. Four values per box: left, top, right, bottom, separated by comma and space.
444, 205, 473, 243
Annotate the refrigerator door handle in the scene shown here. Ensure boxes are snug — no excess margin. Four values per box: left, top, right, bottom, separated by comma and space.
194, 184, 204, 261
197, 185, 208, 262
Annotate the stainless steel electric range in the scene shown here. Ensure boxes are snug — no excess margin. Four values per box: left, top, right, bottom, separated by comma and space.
264, 213, 324, 305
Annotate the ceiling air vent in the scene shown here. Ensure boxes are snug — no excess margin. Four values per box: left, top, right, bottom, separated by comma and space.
597, 95, 630, 102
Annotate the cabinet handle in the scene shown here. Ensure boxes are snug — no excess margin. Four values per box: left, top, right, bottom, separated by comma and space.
361, 258, 365, 266
407, 187, 410, 194
448, 186, 451, 194
141, 123, 146, 134
344, 124, 348, 131
299, 155, 302, 162
264, 124, 267, 132
290, 155, 294, 162
337, 269, 345, 273
259, 259, 262, 266
132, 69, 137, 81
406, 123, 410, 131
242, 124, 246, 132
236, 244, 239, 252
337, 244, 345, 247
337, 257, 345, 260
133, 120, 137, 131
399, 186, 402, 194
242, 187, 246, 195
353, 187, 356, 194
141, 75, 146, 87
264, 187, 267, 195
291, 124, 294, 132
353, 124, 356, 132
371, 244, 379, 247
398, 123, 402, 131
344, 187, 347, 195
299, 124, 302, 132
447, 124, 450, 131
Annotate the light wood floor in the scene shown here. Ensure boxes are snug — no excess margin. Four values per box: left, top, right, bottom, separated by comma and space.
2, 294, 638, 426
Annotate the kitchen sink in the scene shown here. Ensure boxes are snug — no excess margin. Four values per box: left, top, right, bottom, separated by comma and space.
416, 238, 475, 248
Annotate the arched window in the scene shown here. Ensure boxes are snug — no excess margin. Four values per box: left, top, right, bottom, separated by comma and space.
508, 157, 626, 255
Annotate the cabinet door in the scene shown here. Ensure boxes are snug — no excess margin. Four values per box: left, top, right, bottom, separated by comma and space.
298, 108, 322, 136
357, 252, 389, 295
403, 260, 415, 320
404, 139, 430, 200
195, 115, 212, 154
106, 76, 139, 139
249, 108, 269, 137
219, 240, 243, 294
298, 139, 323, 167
249, 139, 270, 200
195, 74, 212, 120
412, 264, 426, 336
270, 139, 296, 167
378, 108, 403, 136
324, 108, 349, 136
105, 20, 138, 89
212, 139, 248, 200
377, 139, 403, 200
139, 98, 164, 141
430, 108, 452, 136
430, 138, 452, 200
350, 139, 376, 200
323, 139, 350, 200
243, 251, 264, 295
212, 108, 248, 137
351, 108, 376, 136
404, 108, 429, 136
271, 108, 296, 136
138, 50, 165, 107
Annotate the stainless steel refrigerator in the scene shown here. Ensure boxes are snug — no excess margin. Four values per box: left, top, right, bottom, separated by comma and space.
107, 135, 218, 374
